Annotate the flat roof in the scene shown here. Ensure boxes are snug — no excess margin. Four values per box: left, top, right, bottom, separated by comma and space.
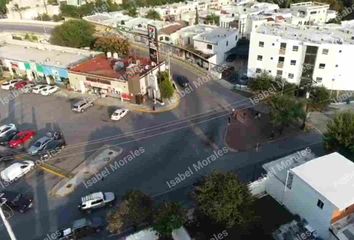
291, 152, 354, 210
256, 23, 354, 45
0, 44, 94, 68
194, 27, 237, 44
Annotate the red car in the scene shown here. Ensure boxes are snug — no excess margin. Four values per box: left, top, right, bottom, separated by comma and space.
9, 130, 36, 149
14, 81, 28, 90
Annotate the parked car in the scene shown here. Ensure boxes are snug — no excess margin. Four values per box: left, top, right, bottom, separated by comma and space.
78, 192, 115, 212
0, 161, 35, 182
9, 130, 36, 149
0, 124, 17, 138
38, 132, 65, 159
31, 85, 47, 94
22, 82, 36, 93
27, 135, 52, 155
14, 81, 28, 90
72, 99, 94, 113
0, 146, 14, 162
111, 109, 129, 121
0, 129, 18, 146
175, 75, 190, 88
1, 80, 20, 90
0, 191, 33, 213
58, 217, 105, 240
40, 85, 59, 96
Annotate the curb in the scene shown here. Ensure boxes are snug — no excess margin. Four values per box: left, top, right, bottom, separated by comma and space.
129, 96, 181, 113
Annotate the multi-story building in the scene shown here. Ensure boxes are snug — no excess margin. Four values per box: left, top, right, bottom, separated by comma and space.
288, 2, 333, 26
247, 23, 354, 91
263, 152, 354, 240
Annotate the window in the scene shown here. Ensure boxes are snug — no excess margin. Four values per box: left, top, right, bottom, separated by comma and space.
288, 73, 294, 79
319, 63, 325, 69
322, 49, 329, 55
339, 50, 342, 53
310, 11, 317, 14
259, 41, 264, 47
280, 42, 287, 49
335, 64, 338, 67
268, 70, 271, 73
159, 36, 163, 41
276, 70, 283, 76
293, 46, 298, 52
226, 41, 228, 46
286, 172, 294, 189
317, 199, 324, 209
207, 44, 213, 50
272, 43, 275, 46
315, 77, 322, 83
256, 68, 261, 73
257, 55, 263, 61
270, 57, 273, 60
290, 60, 296, 65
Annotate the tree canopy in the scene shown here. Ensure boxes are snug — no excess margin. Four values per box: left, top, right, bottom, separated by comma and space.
323, 111, 354, 159
145, 9, 161, 20
152, 202, 187, 238
50, 20, 96, 48
158, 71, 175, 99
0, 0, 7, 15
193, 171, 257, 228
205, 14, 220, 25
94, 36, 130, 56
308, 86, 331, 111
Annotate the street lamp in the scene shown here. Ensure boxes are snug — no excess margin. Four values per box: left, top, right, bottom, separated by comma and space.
0, 199, 17, 240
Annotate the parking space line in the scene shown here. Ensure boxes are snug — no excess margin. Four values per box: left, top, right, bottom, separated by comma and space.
39, 163, 73, 179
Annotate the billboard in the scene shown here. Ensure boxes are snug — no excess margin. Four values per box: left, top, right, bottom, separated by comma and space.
147, 24, 159, 65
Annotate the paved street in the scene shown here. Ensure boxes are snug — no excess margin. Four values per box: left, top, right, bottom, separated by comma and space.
0, 22, 54, 34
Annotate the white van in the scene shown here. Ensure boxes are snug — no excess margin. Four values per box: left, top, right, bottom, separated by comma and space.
0, 161, 35, 182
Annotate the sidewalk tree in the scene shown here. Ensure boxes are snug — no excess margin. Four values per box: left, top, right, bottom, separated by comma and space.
193, 171, 257, 228
248, 72, 275, 92
158, 71, 174, 99
152, 202, 187, 238
308, 86, 331, 111
107, 190, 153, 233
94, 36, 130, 56
145, 9, 161, 20
323, 111, 354, 160
50, 20, 95, 48
269, 95, 306, 135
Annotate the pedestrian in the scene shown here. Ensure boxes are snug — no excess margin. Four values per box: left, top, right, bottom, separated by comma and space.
255, 143, 260, 152
228, 116, 231, 125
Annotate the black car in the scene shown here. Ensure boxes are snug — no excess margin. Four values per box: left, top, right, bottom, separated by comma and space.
39, 132, 66, 160
58, 217, 105, 240
0, 146, 14, 162
0, 130, 18, 146
175, 75, 190, 88
0, 191, 33, 213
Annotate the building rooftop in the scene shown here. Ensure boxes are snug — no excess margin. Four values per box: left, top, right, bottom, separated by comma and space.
263, 148, 316, 184
290, 1, 330, 10
193, 27, 237, 44
70, 55, 154, 80
291, 152, 354, 210
256, 23, 354, 45
0, 43, 97, 69
159, 21, 187, 35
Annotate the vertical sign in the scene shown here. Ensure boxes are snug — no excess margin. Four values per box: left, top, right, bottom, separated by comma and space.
147, 24, 159, 66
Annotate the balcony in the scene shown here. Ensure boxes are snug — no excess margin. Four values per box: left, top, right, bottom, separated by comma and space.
277, 62, 284, 68
279, 48, 286, 55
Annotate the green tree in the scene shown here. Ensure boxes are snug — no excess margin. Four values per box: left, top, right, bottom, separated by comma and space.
36, 13, 52, 21
107, 190, 153, 233
145, 9, 161, 20
308, 86, 331, 111
205, 14, 220, 25
94, 36, 130, 56
269, 95, 306, 134
12, 3, 28, 19
125, 6, 137, 17
194, 171, 257, 228
248, 72, 276, 92
47, 0, 58, 5
158, 71, 174, 99
50, 20, 96, 48
59, 4, 80, 18
152, 202, 187, 238
323, 111, 354, 159
0, 0, 7, 15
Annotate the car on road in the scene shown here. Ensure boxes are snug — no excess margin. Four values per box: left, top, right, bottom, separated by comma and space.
38, 132, 65, 159
32, 84, 47, 94
0, 146, 15, 162
72, 99, 94, 113
111, 108, 129, 121
0, 129, 18, 146
175, 75, 190, 88
0, 124, 17, 138
78, 192, 115, 212
9, 130, 36, 149
14, 81, 28, 90
40, 85, 59, 96
27, 135, 52, 155
58, 217, 105, 240
0, 161, 35, 182
0, 191, 33, 213
1, 80, 20, 90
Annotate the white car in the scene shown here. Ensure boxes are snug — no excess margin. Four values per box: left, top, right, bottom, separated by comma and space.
78, 192, 115, 211
32, 85, 47, 94
0, 124, 16, 138
40, 85, 59, 96
111, 109, 129, 121
0, 161, 35, 182
1, 80, 20, 90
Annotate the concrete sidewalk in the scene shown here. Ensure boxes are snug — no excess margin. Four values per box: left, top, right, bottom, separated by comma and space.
55, 88, 180, 113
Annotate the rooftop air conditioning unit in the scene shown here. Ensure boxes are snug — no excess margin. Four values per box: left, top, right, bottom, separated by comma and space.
107, 52, 112, 58
113, 52, 119, 59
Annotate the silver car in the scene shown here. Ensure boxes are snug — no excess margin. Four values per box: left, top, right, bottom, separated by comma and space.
27, 136, 52, 155
0, 124, 16, 138
72, 99, 94, 113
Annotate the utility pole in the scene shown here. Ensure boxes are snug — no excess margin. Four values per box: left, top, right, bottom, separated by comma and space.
0, 200, 17, 240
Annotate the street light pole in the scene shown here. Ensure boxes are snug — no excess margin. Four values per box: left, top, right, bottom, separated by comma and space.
301, 89, 310, 130
0, 201, 17, 240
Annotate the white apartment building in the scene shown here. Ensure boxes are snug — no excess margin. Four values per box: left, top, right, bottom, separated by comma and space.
263, 152, 354, 240
288, 2, 334, 26
248, 23, 354, 91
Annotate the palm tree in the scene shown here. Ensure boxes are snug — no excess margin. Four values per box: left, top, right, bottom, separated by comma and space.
13, 3, 25, 19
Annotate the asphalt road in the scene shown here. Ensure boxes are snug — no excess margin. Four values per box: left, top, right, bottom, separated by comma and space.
0, 22, 324, 240
0, 22, 54, 34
